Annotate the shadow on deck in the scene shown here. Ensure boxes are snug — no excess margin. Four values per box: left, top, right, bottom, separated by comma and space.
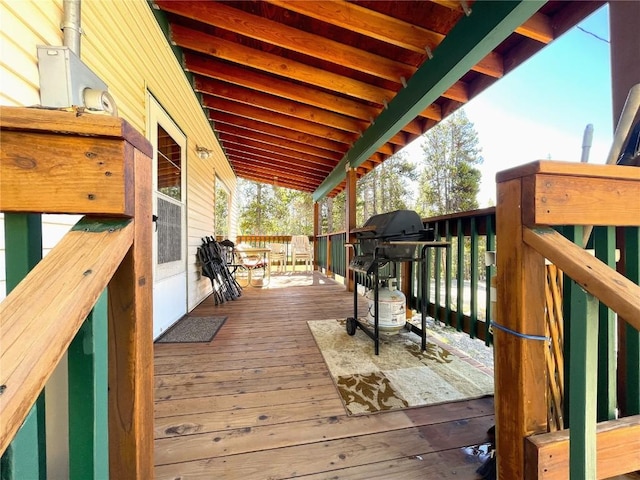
154, 272, 495, 479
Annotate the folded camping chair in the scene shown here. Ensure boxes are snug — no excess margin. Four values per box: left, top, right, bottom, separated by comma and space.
197, 237, 242, 304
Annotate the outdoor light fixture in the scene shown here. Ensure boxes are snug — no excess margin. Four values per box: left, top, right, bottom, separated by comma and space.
196, 145, 212, 160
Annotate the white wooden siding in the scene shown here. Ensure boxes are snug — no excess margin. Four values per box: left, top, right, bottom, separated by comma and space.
1, 0, 238, 311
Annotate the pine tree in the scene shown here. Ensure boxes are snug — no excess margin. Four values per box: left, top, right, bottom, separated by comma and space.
416, 110, 482, 216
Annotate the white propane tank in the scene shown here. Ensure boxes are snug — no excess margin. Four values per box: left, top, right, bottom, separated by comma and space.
365, 279, 406, 334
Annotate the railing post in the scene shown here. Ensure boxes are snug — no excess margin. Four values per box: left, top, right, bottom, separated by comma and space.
1, 214, 46, 480
495, 176, 547, 479
485, 214, 496, 345
594, 226, 617, 421
68, 291, 109, 479
456, 218, 464, 330
568, 288, 598, 479
470, 216, 479, 338
620, 226, 640, 416
107, 144, 154, 477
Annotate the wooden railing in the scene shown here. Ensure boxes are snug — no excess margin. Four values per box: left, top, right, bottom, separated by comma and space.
235, 234, 315, 271
494, 160, 640, 479
316, 209, 497, 345
0, 107, 154, 478
419, 207, 496, 344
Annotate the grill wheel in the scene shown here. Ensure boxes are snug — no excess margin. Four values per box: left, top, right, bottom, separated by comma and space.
346, 317, 357, 336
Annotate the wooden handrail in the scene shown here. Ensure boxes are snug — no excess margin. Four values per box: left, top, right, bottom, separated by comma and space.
0, 217, 134, 456
524, 227, 640, 330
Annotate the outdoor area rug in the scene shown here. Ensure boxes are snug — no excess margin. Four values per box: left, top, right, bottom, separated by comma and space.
307, 318, 494, 415
155, 316, 227, 343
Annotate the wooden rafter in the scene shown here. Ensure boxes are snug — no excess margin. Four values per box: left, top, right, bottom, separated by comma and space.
151, 0, 605, 196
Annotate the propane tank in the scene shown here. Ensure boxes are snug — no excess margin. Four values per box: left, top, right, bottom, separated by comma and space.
365, 279, 406, 334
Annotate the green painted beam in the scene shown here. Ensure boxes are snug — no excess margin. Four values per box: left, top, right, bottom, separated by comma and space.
312, 0, 545, 201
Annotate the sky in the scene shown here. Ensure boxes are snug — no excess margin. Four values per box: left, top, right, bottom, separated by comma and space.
407, 4, 613, 207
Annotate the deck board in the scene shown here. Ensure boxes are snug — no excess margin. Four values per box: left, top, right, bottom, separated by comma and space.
154, 272, 494, 479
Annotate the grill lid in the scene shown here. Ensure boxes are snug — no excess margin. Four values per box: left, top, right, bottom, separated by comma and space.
351, 209, 426, 240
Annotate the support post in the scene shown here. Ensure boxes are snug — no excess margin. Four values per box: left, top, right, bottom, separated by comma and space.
495, 176, 548, 479
345, 168, 357, 291
313, 201, 319, 271
107, 145, 154, 478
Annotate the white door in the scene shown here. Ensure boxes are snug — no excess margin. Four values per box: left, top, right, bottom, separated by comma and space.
148, 96, 187, 338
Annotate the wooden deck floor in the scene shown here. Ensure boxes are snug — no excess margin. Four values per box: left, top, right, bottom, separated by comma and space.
154, 272, 495, 479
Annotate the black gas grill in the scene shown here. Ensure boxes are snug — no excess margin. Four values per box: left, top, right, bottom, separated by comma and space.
346, 210, 448, 355
349, 210, 434, 274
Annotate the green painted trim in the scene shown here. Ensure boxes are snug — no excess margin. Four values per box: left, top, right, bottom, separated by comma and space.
4, 214, 42, 288
68, 290, 109, 480
569, 291, 598, 479
594, 226, 617, 421
485, 214, 496, 346
562, 225, 584, 422
456, 219, 464, 331
624, 226, 640, 415
470, 217, 478, 339
1, 214, 46, 479
312, 0, 545, 201
434, 224, 442, 322
425, 242, 432, 315
71, 217, 132, 232
444, 221, 452, 324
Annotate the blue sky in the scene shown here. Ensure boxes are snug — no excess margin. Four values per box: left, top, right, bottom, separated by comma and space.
411, 4, 613, 206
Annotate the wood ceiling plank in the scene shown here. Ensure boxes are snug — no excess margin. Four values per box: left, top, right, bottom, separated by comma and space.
195, 77, 368, 134
208, 107, 350, 153
418, 104, 442, 121
515, 12, 553, 43
229, 162, 325, 185
232, 169, 315, 192
223, 147, 333, 177
172, 24, 469, 104
266, 0, 503, 78
313, 0, 545, 200
214, 126, 341, 162
203, 95, 359, 145
171, 24, 395, 105
229, 158, 325, 185
184, 55, 381, 122
401, 118, 424, 135
429, 1, 553, 43
157, 0, 416, 83
268, 0, 445, 53
219, 135, 338, 168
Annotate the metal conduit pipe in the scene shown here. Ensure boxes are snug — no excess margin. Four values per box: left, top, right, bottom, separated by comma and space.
62, 0, 82, 55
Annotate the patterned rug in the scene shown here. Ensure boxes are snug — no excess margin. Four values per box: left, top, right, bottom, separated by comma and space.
155, 316, 226, 343
308, 318, 494, 415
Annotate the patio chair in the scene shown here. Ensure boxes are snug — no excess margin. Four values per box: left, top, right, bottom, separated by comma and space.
235, 243, 270, 287
291, 235, 313, 272
268, 243, 287, 272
